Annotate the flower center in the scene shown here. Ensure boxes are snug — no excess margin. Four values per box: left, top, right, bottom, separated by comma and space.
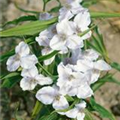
68, 75, 75, 81
55, 95, 60, 101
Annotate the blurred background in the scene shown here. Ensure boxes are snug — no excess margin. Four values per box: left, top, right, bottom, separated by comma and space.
0, 0, 120, 120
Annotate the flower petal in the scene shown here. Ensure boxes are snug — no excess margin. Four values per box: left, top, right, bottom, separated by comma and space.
36, 74, 53, 85
66, 35, 84, 49
20, 77, 37, 91
20, 55, 38, 69
59, 7, 74, 22
53, 96, 69, 110
39, 12, 53, 21
74, 10, 91, 29
56, 19, 75, 36
36, 86, 55, 105
77, 83, 93, 99
6, 55, 20, 71
94, 60, 111, 71
50, 35, 67, 52
65, 108, 78, 118
77, 113, 85, 120
21, 66, 38, 78
83, 49, 99, 61
15, 41, 30, 57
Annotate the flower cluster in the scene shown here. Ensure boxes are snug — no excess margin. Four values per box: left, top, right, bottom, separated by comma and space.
6, 0, 111, 120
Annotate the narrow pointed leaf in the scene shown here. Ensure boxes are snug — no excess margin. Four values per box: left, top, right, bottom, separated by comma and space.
2, 15, 37, 27
111, 62, 120, 71
90, 12, 120, 18
0, 17, 57, 37
90, 98, 116, 120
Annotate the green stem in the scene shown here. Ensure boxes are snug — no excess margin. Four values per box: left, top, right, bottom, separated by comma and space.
90, 12, 120, 18
38, 62, 57, 79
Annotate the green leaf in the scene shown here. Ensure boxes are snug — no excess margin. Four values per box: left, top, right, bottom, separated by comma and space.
49, 6, 61, 13
32, 101, 43, 119
39, 112, 58, 120
0, 72, 20, 80
38, 50, 59, 62
111, 62, 120, 71
0, 49, 14, 62
0, 17, 57, 37
1, 73, 21, 88
2, 15, 37, 28
90, 98, 116, 120
84, 109, 94, 120
90, 12, 120, 18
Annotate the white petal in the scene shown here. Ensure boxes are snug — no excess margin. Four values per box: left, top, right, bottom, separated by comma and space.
39, 12, 53, 21
20, 55, 38, 69
21, 66, 38, 78
77, 83, 93, 99
94, 60, 111, 71
77, 113, 85, 120
20, 77, 37, 91
50, 35, 67, 52
75, 101, 86, 109
57, 63, 72, 78
59, 7, 74, 22
74, 11, 91, 29
53, 96, 69, 110
36, 86, 55, 105
66, 35, 84, 49
75, 59, 93, 72
36, 74, 53, 85
56, 19, 75, 36
7, 55, 20, 71
15, 41, 30, 57
36, 35, 50, 47
66, 108, 78, 118
88, 70, 100, 84
83, 49, 99, 61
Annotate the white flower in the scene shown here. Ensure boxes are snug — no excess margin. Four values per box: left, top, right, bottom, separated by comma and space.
65, 101, 86, 120
39, 12, 53, 21
36, 24, 56, 65
73, 49, 111, 84
36, 85, 69, 110
50, 19, 83, 53
57, 63, 93, 98
20, 66, 52, 91
74, 10, 92, 40
59, 0, 84, 21
7, 41, 38, 71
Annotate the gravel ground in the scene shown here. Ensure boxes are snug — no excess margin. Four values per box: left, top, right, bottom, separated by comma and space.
0, 0, 120, 120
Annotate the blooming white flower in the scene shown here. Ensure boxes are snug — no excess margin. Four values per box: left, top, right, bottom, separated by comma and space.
57, 63, 93, 98
36, 85, 69, 110
39, 12, 53, 21
65, 101, 86, 120
6, 41, 38, 71
59, 0, 84, 21
20, 66, 52, 91
50, 19, 83, 53
74, 10, 92, 40
36, 24, 56, 65
72, 49, 111, 84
